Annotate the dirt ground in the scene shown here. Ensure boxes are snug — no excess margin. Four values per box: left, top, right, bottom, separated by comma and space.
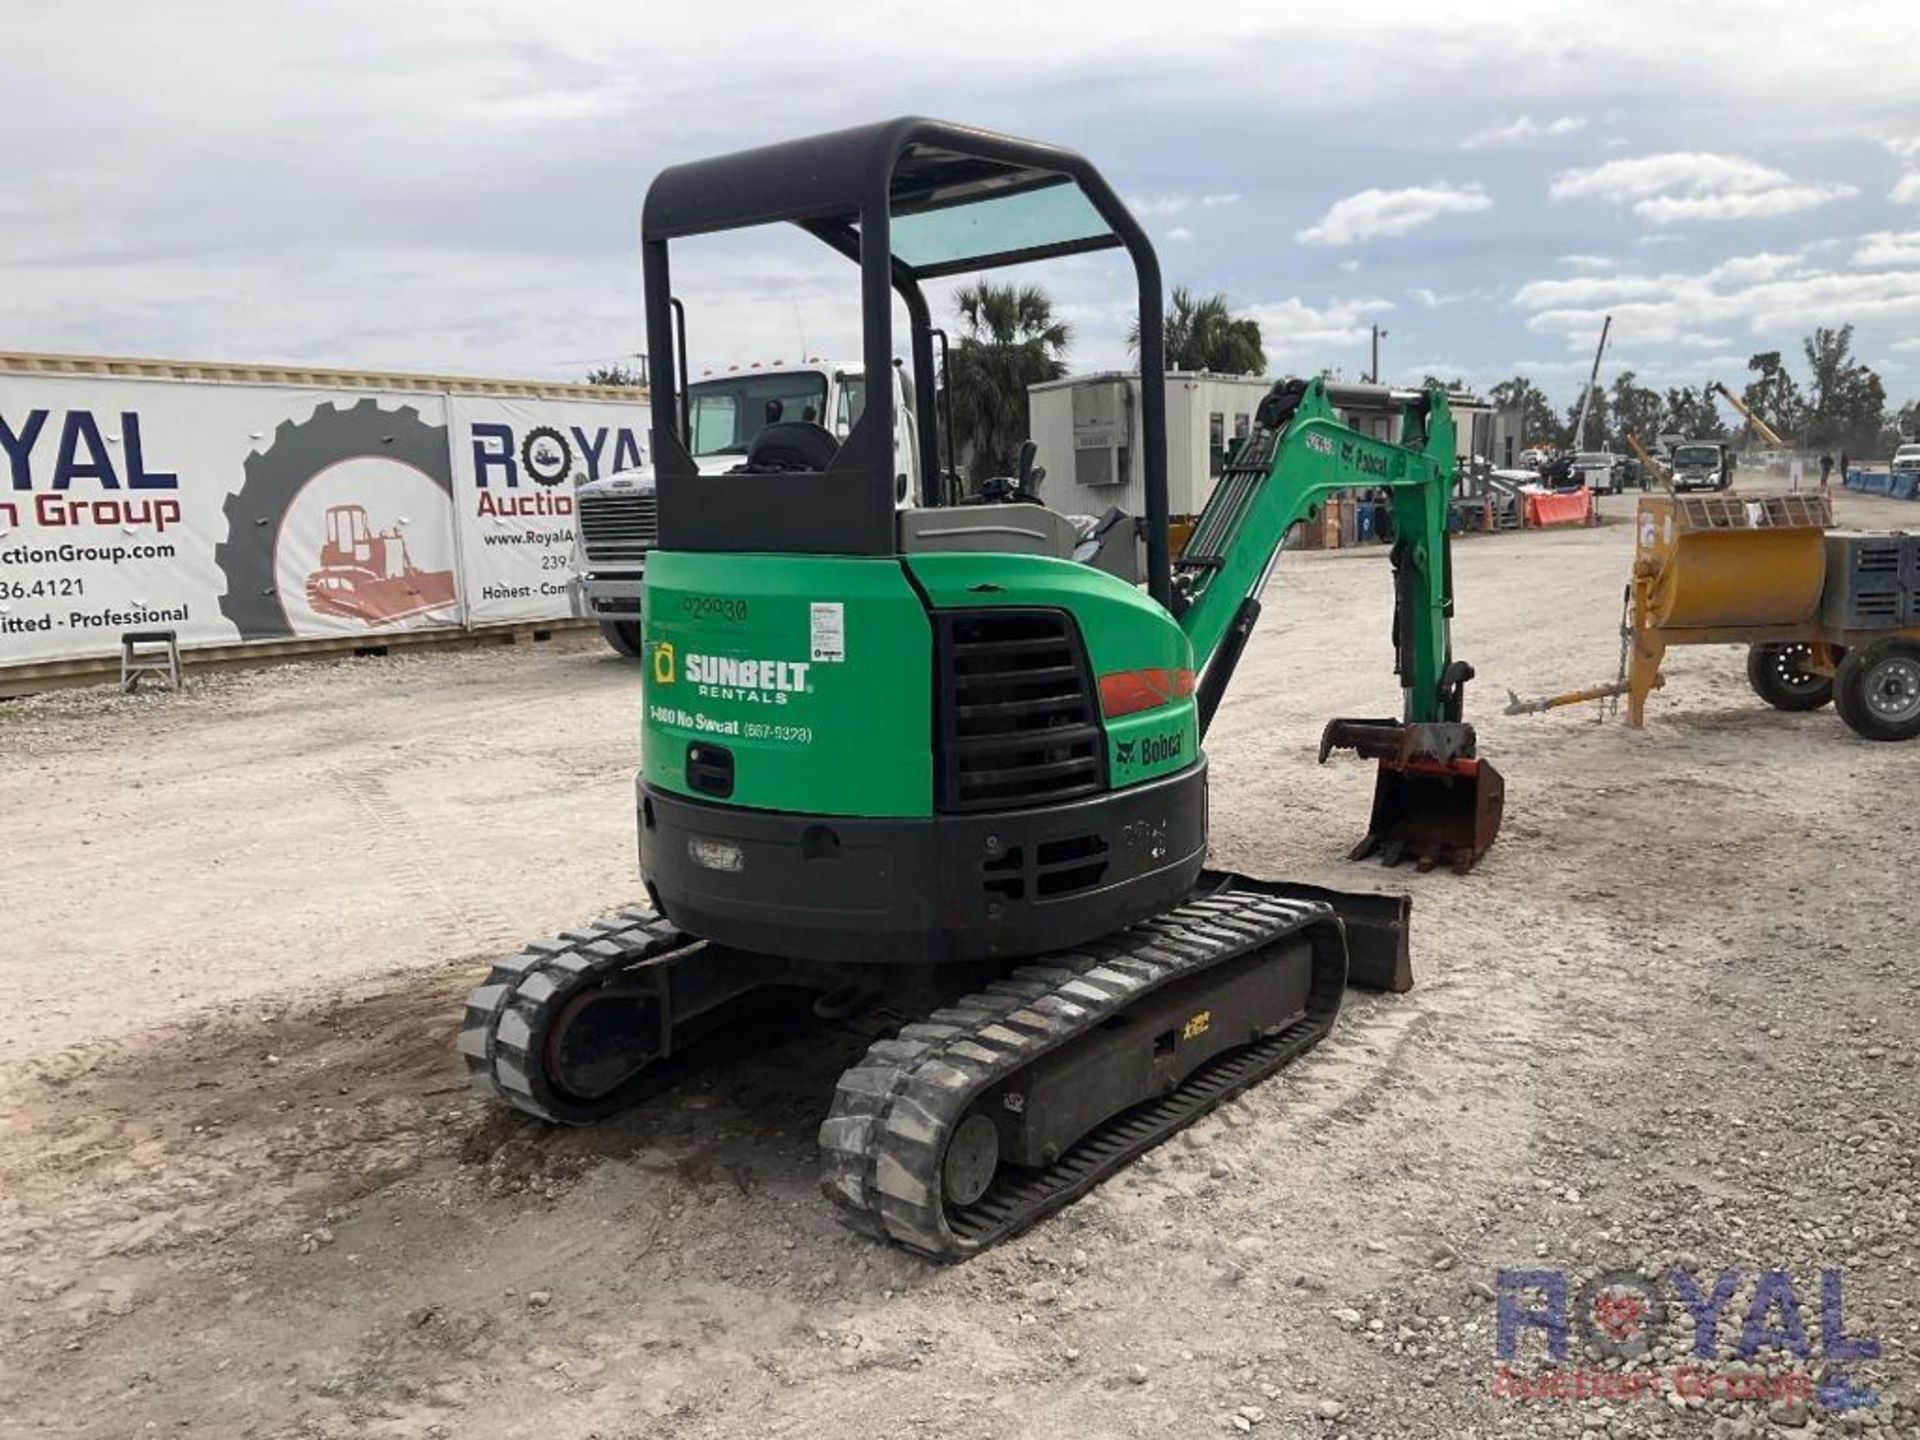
2, 483, 1915, 1439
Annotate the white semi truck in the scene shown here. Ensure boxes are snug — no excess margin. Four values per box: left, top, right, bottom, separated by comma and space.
574, 360, 926, 656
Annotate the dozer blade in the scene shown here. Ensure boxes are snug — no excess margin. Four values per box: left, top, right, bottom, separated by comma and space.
1318, 718, 1505, 874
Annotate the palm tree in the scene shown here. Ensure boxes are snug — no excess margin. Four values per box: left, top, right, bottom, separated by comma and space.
1129, 288, 1266, 375
948, 282, 1071, 485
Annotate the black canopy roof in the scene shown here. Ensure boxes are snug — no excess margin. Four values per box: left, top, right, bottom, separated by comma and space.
641, 116, 1129, 279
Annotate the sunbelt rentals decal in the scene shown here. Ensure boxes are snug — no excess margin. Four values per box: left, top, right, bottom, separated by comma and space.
651, 642, 811, 704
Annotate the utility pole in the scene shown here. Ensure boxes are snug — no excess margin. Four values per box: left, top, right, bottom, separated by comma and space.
1368, 325, 1389, 384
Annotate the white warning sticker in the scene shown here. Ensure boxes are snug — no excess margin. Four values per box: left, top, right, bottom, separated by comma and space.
810, 601, 845, 662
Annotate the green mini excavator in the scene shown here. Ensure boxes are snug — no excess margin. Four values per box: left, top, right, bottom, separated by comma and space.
461, 118, 1504, 1259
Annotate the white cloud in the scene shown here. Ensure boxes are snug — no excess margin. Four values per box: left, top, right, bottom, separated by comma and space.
1855, 230, 1920, 266
1893, 337, 1920, 353
1512, 274, 1690, 308
1551, 152, 1854, 224
1885, 137, 1920, 164
1244, 295, 1394, 364
1337, 259, 1361, 273
1639, 184, 1857, 223
1514, 250, 1920, 348
1559, 254, 1617, 272
1296, 183, 1491, 246
1703, 252, 1803, 285
1892, 173, 1920, 205
1462, 114, 1585, 150
1129, 192, 1239, 217
1408, 286, 1458, 309
1165, 225, 1194, 242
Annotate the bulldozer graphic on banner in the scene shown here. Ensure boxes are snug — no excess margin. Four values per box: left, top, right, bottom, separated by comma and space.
304, 503, 456, 625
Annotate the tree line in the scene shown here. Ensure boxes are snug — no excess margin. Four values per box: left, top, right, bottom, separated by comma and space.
590, 291, 1918, 478
1493, 324, 1919, 458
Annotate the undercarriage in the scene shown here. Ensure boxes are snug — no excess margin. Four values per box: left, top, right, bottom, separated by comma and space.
459, 874, 1409, 1259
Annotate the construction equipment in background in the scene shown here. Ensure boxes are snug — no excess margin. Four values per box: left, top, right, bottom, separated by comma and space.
1505, 492, 1920, 741
1709, 380, 1788, 452
1569, 316, 1612, 454
461, 118, 1507, 1261
1623, 431, 1670, 489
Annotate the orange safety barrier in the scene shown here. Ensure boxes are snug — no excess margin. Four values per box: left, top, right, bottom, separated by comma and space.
1524, 489, 1593, 527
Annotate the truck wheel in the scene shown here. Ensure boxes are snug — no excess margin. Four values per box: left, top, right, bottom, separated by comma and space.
1746, 643, 1835, 711
1834, 639, 1920, 741
599, 620, 643, 658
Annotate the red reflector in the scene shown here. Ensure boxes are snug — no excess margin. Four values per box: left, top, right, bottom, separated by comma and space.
1099, 667, 1196, 718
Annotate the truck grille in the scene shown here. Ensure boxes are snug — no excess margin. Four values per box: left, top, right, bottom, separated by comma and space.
935, 609, 1105, 813
578, 490, 658, 565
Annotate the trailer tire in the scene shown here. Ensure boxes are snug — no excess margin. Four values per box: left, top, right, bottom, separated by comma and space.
600, 620, 643, 658
215, 399, 453, 640
1834, 639, 1920, 741
1746, 642, 1836, 712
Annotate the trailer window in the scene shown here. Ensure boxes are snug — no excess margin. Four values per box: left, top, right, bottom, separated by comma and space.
1209, 413, 1225, 478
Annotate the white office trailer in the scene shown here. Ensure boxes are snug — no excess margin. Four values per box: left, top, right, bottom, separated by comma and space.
1030, 370, 1490, 520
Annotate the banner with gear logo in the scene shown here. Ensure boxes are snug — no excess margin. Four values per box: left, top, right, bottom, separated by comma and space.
0, 367, 647, 667
448, 396, 647, 625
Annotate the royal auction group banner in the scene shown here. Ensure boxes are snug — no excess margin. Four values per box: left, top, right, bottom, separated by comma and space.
0, 365, 647, 666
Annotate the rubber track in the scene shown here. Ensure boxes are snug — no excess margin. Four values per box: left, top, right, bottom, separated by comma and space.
457, 906, 693, 1124
817, 890, 1347, 1260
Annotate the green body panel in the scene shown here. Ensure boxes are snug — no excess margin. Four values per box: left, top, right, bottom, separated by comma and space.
1178, 380, 1461, 724
643, 551, 933, 817
642, 380, 1464, 824
906, 552, 1199, 788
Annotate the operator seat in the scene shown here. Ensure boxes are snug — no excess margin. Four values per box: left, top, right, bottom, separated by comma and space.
743, 420, 839, 473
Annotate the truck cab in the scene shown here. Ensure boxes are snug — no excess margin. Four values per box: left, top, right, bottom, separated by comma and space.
574, 360, 925, 655
1668, 441, 1729, 493
1567, 451, 1620, 495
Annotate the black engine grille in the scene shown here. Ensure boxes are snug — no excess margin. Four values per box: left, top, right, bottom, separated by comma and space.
935, 609, 1105, 812
578, 489, 658, 565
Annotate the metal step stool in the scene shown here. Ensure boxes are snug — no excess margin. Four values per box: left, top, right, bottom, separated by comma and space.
120, 629, 181, 693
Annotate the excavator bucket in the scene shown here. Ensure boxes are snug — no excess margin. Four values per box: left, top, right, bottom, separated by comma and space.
1319, 719, 1505, 874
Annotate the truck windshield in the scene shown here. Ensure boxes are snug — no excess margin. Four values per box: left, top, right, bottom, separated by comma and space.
1673, 446, 1719, 466
688, 372, 830, 457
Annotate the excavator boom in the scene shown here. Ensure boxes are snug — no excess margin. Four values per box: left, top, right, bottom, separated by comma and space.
1175, 376, 1503, 872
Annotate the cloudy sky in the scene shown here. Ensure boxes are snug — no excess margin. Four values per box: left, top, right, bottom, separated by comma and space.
4, 1, 1919, 409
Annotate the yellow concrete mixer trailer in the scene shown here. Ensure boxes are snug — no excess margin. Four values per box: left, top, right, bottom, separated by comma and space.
1509, 492, 1920, 742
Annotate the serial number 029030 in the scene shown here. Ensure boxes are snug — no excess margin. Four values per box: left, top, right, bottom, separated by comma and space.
682, 596, 748, 622
745, 722, 813, 744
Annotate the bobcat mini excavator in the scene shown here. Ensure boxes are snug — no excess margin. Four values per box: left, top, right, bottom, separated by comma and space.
461, 119, 1505, 1259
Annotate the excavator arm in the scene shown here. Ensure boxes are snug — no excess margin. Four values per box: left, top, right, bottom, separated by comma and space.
1172, 375, 1503, 872
1709, 381, 1786, 450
